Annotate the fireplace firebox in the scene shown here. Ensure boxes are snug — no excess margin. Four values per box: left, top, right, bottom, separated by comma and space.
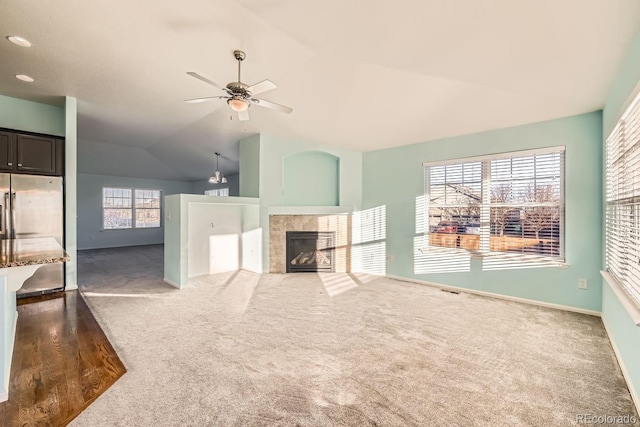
286, 231, 335, 273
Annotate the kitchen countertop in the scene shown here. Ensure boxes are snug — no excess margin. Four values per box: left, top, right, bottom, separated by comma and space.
0, 237, 70, 268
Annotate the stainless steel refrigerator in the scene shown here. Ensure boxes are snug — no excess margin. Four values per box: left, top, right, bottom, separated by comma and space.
0, 173, 64, 297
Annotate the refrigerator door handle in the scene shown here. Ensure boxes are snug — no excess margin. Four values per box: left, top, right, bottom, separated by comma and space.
10, 192, 16, 239
1, 192, 9, 238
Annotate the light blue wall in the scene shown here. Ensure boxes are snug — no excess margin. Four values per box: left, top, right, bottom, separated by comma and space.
77, 173, 192, 249
363, 111, 603, 312
258, 134, 362, 210
64, 97, 78, 290
244, 133, 362, 271
239, 135, 260, 198
601, 28, 640, 408
283, 151, 339, 206
190, 173, 240, 196
603, 30, 640, 137
602, 284, 640, 405
0, 95, 65, 136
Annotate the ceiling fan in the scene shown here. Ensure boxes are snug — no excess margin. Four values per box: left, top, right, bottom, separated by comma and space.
185, 50, 293, 121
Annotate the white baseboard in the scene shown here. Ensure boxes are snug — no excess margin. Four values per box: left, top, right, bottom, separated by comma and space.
601, 318, 640, 416
385, 274, 601, 317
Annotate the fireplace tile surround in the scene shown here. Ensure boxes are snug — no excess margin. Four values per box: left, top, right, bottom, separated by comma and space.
269, 214, 351, 273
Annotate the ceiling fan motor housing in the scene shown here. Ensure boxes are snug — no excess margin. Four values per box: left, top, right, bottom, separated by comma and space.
226, 81, 251, 98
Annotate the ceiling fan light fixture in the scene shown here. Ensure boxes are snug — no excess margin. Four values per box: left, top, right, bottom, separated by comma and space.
228, 97, 249, 112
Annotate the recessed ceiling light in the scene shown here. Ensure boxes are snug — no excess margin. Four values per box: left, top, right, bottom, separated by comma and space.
15, 74, 34, 82
6, 36, 32, 47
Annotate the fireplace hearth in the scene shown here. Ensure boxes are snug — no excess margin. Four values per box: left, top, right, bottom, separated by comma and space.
286, 231, 335, 273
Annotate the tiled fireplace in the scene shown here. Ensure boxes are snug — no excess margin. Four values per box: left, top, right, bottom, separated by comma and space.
269, 214, 351, 273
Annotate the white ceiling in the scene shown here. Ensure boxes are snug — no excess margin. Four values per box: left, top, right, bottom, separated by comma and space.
1, 0, 639, 181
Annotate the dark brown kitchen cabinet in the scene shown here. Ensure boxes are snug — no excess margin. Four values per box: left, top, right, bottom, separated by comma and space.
16, 134, 63, 175
0, 129, 63, 176
0, 131, 16, 172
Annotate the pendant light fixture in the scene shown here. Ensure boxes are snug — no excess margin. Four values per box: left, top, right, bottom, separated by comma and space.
209, 152, 228, 184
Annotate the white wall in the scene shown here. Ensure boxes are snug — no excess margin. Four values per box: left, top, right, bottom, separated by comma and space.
188, 204, 242, 277
164, 195, 261, 288
77, 173, 192, 249
0, 276, 15, 401
241, 205, 261, 273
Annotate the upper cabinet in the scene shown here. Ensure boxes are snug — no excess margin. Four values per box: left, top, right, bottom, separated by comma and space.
16, 134, 63, 175
0, 131, 15, 172
0, 130, 63, 176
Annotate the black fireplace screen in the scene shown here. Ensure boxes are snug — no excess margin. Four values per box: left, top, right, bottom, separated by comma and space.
286, 231, 335, 273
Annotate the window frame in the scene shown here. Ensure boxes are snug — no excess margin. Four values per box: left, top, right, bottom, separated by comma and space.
605, 88, 640, 314
422, 146, 566, 266
102, 187, 162, 230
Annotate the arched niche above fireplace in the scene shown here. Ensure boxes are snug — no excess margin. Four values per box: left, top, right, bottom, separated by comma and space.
283, 151, 339, 206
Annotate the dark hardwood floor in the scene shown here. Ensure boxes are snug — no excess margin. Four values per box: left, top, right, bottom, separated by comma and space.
0, 291, 126, 426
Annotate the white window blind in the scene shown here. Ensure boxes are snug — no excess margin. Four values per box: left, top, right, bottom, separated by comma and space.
103, 188, 161, 230
606, 91, 640, 308
422, 147, 564, 272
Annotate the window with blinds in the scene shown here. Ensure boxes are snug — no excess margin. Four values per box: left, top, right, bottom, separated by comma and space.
422, 147, 564, 272
606, 91, 640, 308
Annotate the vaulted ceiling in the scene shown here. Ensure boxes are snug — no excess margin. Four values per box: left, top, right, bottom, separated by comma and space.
1, 0, 639, 181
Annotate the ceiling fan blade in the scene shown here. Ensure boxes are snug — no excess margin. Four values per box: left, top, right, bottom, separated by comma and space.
186, 72, 224, 90
184, 96, 226, 104
250, 98, 293, 114
238, 109, 250, 121
247, 79, 277, 96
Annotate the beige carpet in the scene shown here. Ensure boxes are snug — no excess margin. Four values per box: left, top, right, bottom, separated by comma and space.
73, 247, 639, 426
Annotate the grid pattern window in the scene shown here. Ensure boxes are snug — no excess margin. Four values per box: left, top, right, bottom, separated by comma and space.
205, 188, 229, 197
423, 147, 564, 268
103, 188, 133, 229
135, 189, 161, 228
606, 91, 640, 308
103, 188, 161, 230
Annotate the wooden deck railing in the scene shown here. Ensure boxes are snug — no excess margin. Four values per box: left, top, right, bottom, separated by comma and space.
428, 233, 557, 252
